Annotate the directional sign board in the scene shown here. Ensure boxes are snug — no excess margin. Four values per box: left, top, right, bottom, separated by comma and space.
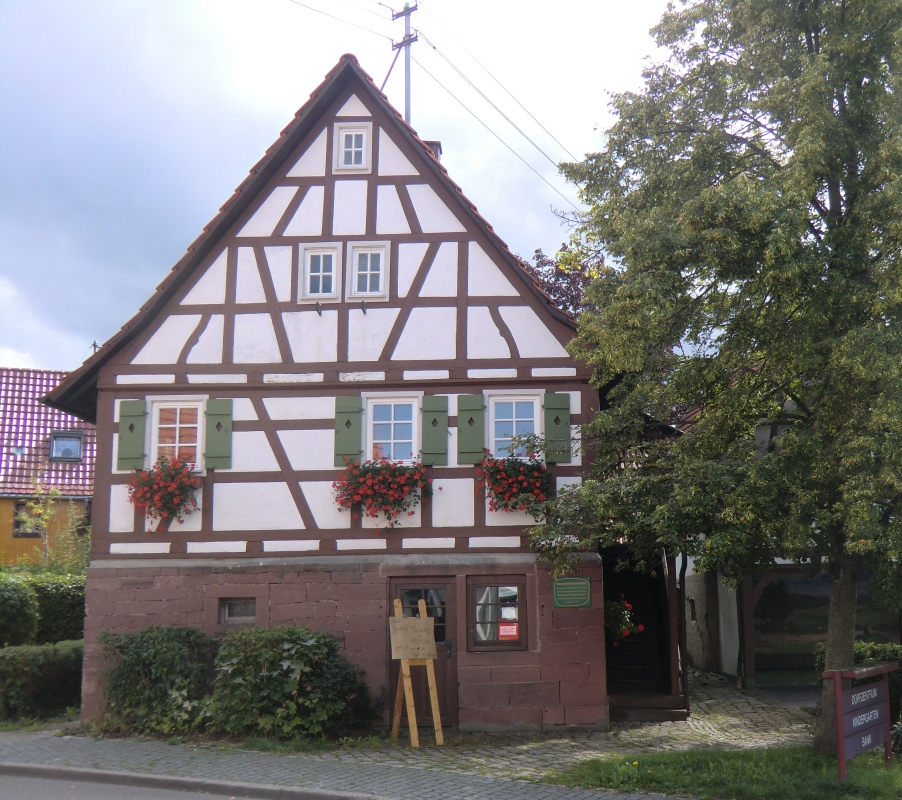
389, 615, 437, 660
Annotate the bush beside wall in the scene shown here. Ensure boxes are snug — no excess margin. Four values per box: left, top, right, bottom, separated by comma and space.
21, 574, 85, 644
815, 641, 902, 721
0, 640, 83, 718
0, 577, 39, 647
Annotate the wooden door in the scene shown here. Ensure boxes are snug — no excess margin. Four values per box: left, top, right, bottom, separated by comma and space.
389, 579, 457, 728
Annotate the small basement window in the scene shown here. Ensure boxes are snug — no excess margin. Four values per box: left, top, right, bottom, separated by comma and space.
49, 430, 85, 462
219, 598, 256, 624
467, 576, 528, 651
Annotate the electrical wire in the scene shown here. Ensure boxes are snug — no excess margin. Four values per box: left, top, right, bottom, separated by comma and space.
283, 0, 394, 40
411, 54, 579, 211
330, 0, 404, 28
418, 2, 578, 162
419, 32, 561, 170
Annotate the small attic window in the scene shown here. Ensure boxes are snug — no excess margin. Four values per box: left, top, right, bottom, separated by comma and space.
333, 122, 373, 174
49, 430, 84, 463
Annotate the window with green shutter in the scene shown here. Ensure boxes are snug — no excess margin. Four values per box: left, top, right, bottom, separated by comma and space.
117, 399, 147, 470
457, 394, 486, 464
334, 396, 363, 467
543, 393, 571, 463
421, 395, 448, 466
204, 398, 233, 469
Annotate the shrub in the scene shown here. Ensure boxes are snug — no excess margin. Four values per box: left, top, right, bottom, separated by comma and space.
100, 626, 217, 734
0, 640, 82, 718
814, 641, 902, 723
0, 576, 39, 647
20, 574, 85, 644
207, 626, 372, 738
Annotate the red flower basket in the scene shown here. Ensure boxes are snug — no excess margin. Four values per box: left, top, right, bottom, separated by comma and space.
476, 450, 552, 519
332, 458, 432, 530
605, 594, 644, 646
128, 457, 201, 533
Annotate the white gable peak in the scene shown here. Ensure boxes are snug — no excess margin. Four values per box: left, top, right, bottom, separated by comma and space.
376, 185, 411, 234
467, 307, 510, 359
264, 246, 292, 302
186, 314, 224, 363
233, 314, 281, 363
378, 130, 418, 176
397, 242, 430, 297
499, 306, 570, 358
420, 242, 458, 297
348, 308, 399, 361
235, 248, 266, 304
393, 307, 456, 360
336, 94, 370, 116
237, 186, 297, 237
282, 311, 338, 363
181, 251, 227, 305
132, 315, 200, 365
332, 181, 367, 235
284, 186, 324, 236
407, 184, 466, 233
467, 242, 519, 296
286, 129, 327, 177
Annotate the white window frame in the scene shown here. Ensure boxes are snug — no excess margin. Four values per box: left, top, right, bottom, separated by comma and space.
298, 243, 342, 303
486, 390, 544, 459
346, 241, 391, 302
146, 395, 207, 473
332, 121, 373, 174
363, 391, 423, 464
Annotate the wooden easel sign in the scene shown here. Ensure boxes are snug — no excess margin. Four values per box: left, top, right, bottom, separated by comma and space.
389, 598, 444, 747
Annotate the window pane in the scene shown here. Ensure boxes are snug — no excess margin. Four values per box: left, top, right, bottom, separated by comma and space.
226, 599, 256, 619
373, 405, 392, 421
499, 586, 519, 602
178, 426, 197, 444
158, 408, 177, 424
367, 270, 380, 292
179, 407, 198, 424
515, 420, 535, 436
515, 401, 534, 419
357, 269, 368, 293
158, 427, 176, 444
310, 274, 321, 293
322, 254, 333, 272
495, 420, 514, 439
394, 403, 412, 421
177, 446, 197, 463
321, 274, 332, 293
373, 423, 392, 440
310, 254, 321, 273
158, 445, 175, 459
495, 401, 513, 419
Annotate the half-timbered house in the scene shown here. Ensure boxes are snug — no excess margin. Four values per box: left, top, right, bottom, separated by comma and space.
47, 55, 610, 730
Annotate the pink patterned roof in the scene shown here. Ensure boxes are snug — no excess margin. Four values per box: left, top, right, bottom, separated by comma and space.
0, 368, 95, 497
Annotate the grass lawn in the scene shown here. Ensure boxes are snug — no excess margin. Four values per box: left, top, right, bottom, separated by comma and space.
547, 745, 902, 800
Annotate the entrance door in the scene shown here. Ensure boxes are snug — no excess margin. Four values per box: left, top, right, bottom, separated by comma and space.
389, 579, 457, 729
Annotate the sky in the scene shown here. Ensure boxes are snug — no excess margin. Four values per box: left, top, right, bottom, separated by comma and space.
0, 0, 671, 371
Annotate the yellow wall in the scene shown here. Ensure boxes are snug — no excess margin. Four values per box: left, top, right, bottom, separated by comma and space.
0, 497, 88, 566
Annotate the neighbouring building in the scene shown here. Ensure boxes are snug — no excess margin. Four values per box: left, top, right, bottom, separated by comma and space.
1, 367, 95, 564
47, 55, 689, 729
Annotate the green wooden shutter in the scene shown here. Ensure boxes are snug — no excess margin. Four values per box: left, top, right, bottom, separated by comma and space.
204, 398, 233, 469
544, 393, 571, 463
335, 396, 363, 467
421, 395, 448, 466
457, 394, 486, 464
117, 399, 147, 470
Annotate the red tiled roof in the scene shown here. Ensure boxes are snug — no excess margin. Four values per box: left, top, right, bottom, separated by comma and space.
0, 368, 95, 497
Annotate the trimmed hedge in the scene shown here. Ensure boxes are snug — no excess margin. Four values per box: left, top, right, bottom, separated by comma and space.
22, 574, 86, 644
0, 640, 82, 718
0, 577, 39, 647
815, 641, 902, 722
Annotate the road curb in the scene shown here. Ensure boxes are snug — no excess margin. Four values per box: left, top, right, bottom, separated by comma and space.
0, 761, 394, 800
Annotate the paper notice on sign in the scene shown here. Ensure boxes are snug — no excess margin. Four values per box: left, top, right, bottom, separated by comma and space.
498, 622, 519, 640
389, 616, 437, 659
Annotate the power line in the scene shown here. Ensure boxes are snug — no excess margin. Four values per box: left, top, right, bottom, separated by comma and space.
417, 2, 578, 162
419, 32, 561, 170
331, 0, 404, 28
282, 0, 394, 40
411, 54, 579, 212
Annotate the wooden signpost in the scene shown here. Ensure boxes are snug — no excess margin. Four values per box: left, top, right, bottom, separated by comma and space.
822, 660, 897, 782
389, 597, 443, 747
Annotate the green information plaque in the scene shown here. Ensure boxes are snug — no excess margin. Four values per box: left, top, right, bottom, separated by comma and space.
552, 577, 592, 608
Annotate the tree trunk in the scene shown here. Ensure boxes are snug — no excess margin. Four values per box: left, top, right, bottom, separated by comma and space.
813, 550, 860, 754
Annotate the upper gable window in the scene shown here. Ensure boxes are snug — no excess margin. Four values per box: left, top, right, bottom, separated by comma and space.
488, 393, 542, 458
299, 244, 341, 303
332, 122, 373, 174
151, 401, 203, 469
49, 430, 84, 462
347, 242, 390, 302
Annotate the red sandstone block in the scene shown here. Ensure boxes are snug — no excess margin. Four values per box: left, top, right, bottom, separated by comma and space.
560, 680, 606, 706
297, 569, 331, 582
543, 706, 565, 726
588, 662, 608, 682
459, 682, 509, 708
135, 588, 190, 602
120, 577, 156, 589
88, 578, 122, 590
331, 571, 365, 584
308, 583, 350, 602
459, 706, 543, 728
214, 573, 259, 585
542, 642, 601, 664
163, 599, 204, 614
552, 608, 605, 629
346, 615, 384, 632
341, 583, 385, 602
342, 630, 385, 653
491, 665, 541, 683
262, 572, 301, 584
341, 600, 387, 615
564, 704, 607, 725
269, 604, 302, 622
270, 585, 307, 604
541, 663, 589, 683
509, 681, 559, 707
86, 601, 120, 617
456, 666, 492, 683
312, 600, 339, 617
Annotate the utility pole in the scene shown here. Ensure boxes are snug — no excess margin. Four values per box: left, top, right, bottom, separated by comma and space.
391, 3, 417, 124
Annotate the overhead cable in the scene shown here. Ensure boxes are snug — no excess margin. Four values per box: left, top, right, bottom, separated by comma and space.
283, 0, 394, 40
411, 55, 579, 211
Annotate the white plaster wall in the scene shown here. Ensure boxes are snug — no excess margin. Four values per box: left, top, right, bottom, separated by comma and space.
264, 397, 334, 420
337, 538, 386, 550
564, 425, 582, 466
187, 541, 247, 553
467, 368, 516, 379
131, 315, 201, 365
232, 397, 258, 421
181, 251, 227, 305
284, 185, 324, 236
407, 184, 465, 233
332, 181, 368, 235
485, 500, 538, 527
237, 186, 298, 237
499, 306, 570, 358
378, 130, 418, 175
467, 243, 519, 296
146, 489, 202, 532
283, 311, 338, 363
533, 367, 577, 378
348, 308, 399, 361
420, 242, 458, 297
466, 307, 510, 359
393, 307, 456, 360
278, 429, 335, 470
110, 542, 170, 555
236, 248, 266, 304
213, 482, 304, 530
397, 242, 429, 297
569, 391, 582, 415
263, 539, 320, 552
300, 481, 351, 528
233, 314, 282, 363
336, 94, 369, 116
287, 129, 327, 177
220, 431, 279, 472
109, 484, 134, 533
187, 374, 247, 384
376, 185, 410, 234
186, 315, 224, 364
264, 246, 292, 302
556, 476, 582, 492
432, 479, 475, 527
469, 536, 521, 548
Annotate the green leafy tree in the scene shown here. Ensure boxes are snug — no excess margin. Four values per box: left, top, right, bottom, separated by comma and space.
531, 0, 902, 753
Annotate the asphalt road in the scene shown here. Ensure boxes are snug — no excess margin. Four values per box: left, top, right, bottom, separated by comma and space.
0, 774, 243, 800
